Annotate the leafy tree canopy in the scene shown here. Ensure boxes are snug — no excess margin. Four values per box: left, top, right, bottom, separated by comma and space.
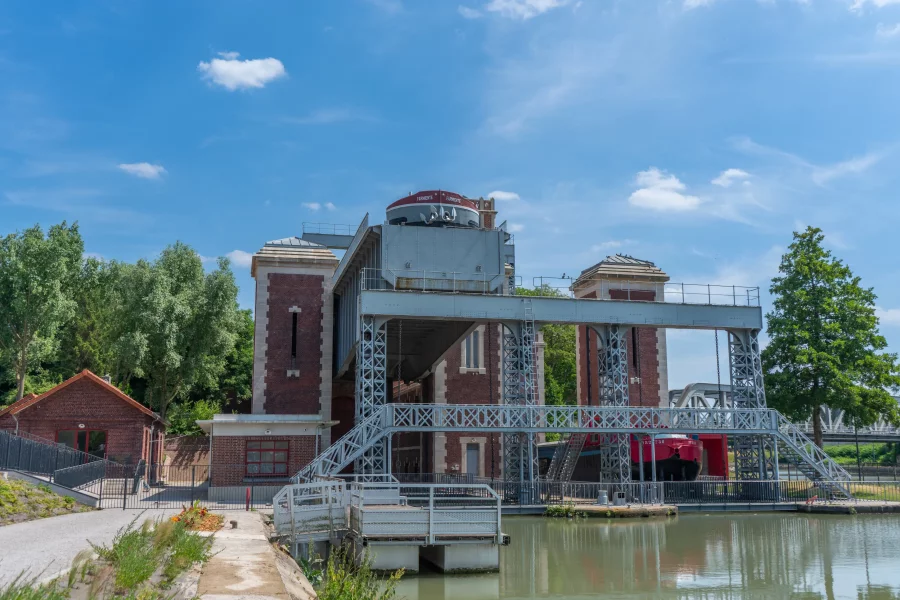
0, 222, 83, 401
763, 227, 900, 447
517, 285, 577, 409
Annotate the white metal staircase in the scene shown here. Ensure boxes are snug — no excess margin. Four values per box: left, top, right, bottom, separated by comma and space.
545, 433, 587, 483
774, 414, 852, 499
291, 410, 388, 483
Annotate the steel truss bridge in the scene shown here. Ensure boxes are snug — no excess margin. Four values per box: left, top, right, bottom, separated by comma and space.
298, 219, 853, 501
672, 383, 900, 443
292, 404, 852, 499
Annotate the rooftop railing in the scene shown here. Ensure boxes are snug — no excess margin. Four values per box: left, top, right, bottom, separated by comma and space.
358, 268, 760, 307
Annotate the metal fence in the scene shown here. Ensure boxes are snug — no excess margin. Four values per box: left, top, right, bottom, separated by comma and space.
0, 429, 111, 485
96, 463, 287, 510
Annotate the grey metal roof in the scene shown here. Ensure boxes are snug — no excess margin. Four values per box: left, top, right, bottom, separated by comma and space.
264, 236, 325, 248
574, 254, 668, 284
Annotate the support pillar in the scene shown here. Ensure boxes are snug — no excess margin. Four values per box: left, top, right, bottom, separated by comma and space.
595, 325, 631, 485
501, 321, 539, 496
728, 329, 775, 480
355, 315, 388, 476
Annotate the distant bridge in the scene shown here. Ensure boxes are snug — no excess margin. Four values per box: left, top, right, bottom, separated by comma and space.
670, 383, 900, 443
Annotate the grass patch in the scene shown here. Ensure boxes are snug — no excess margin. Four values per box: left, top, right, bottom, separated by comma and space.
0, 478, 91, 526
824, 443, 899, 467
0, 574, 68, 600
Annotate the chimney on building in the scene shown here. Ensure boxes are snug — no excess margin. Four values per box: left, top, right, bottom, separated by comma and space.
478, 197, 497, 229
102, 374, 112, 383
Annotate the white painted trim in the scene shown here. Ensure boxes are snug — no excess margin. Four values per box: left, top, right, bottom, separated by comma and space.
657, 328, 669, 407
460, 325, 486, 374
433, 360, 448, 473
458, 436, 487, 477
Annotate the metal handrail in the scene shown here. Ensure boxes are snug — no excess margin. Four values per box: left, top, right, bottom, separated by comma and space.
358, 268, 760, 306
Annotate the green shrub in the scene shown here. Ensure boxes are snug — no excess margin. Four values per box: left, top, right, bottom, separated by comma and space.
90, 515, 213, 592
545, 502, 587, 519
316, 547, 402, 600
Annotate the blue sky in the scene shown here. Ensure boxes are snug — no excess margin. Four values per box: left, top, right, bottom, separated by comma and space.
3, 0, 900, 389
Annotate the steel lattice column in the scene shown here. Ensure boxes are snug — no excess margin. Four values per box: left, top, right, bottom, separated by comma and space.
355, 316, 388, 475
728, 329, 775, 480
501, 322, 539, 488
595, 325, 632, 484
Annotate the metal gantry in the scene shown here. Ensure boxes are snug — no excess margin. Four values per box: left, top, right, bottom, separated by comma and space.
728, 329, 775, 480
354, 315, 388, 475
501, 315, 540, 490
596, 325, 631, 484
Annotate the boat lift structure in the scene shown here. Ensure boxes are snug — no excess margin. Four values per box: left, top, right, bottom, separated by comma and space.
287, 213, 850, 498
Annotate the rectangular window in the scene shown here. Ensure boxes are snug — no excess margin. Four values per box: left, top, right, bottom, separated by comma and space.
464, 330, 481, 369
291, 312, 298, 368
56, 429, 107, 459
246, 440, 290, 477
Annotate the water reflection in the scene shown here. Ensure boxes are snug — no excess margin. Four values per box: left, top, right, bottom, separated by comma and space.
396, 514, 900, 600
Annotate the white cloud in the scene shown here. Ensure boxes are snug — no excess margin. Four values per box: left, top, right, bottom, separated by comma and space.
284, 108, 376, 125
303, 202, 322, 211
118, 162, 166, 179
877, 306, 900, 326
851, 0, 900, 12
226, 249, 253, 268
325, 202, 337, 211
488, 190, 521, 201
484, 0, 566, 20
198, 52, 286, 91
458, 5, 483, 18
628, 168, 701, 212
508, 223, 525, 232
811, 152, 883, 185
877, 22, 900, 36
684, 0, 717, 8
711, 168, 751, 188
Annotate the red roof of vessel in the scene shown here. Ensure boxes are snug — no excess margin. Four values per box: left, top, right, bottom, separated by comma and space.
387, 190, 478, 211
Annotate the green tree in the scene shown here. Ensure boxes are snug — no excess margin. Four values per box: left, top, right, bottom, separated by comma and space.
517, 285, 578, 407
50, 257, 127, 379
114, 243, 240, 419
763, 227, 900, 447
0, 222, 83, 401
166, 398, 222, 436
186, 308, 253, 413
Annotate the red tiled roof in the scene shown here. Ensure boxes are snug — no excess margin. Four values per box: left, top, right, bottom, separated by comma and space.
0, 370, 164, 423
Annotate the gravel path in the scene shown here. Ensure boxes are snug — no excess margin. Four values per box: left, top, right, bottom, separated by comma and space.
0, 509, 176, 585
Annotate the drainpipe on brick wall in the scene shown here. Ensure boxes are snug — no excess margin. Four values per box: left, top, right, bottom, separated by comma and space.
208, 421, 214, 485
11, 414, 19, 436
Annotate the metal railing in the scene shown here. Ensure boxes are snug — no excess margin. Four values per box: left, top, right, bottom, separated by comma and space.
358, 268, 761, 306
348, 481, 503, 545
0, 429, 109, 480
302, 222, 356, 236
529, 277, 761, 307
360, 268, 515, 295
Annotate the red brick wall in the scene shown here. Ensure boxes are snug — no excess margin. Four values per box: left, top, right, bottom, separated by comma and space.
210, 435, 317, 486
441, 324, 502, 478
164, 437, 210, 466
0, 378, 160, 464
577, 289, 661, 407
263, 273, 325, 415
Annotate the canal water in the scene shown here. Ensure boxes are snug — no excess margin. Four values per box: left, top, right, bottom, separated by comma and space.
396, 514, 900, 599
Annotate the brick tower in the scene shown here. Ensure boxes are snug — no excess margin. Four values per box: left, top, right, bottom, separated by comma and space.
572, 255, 669, 407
